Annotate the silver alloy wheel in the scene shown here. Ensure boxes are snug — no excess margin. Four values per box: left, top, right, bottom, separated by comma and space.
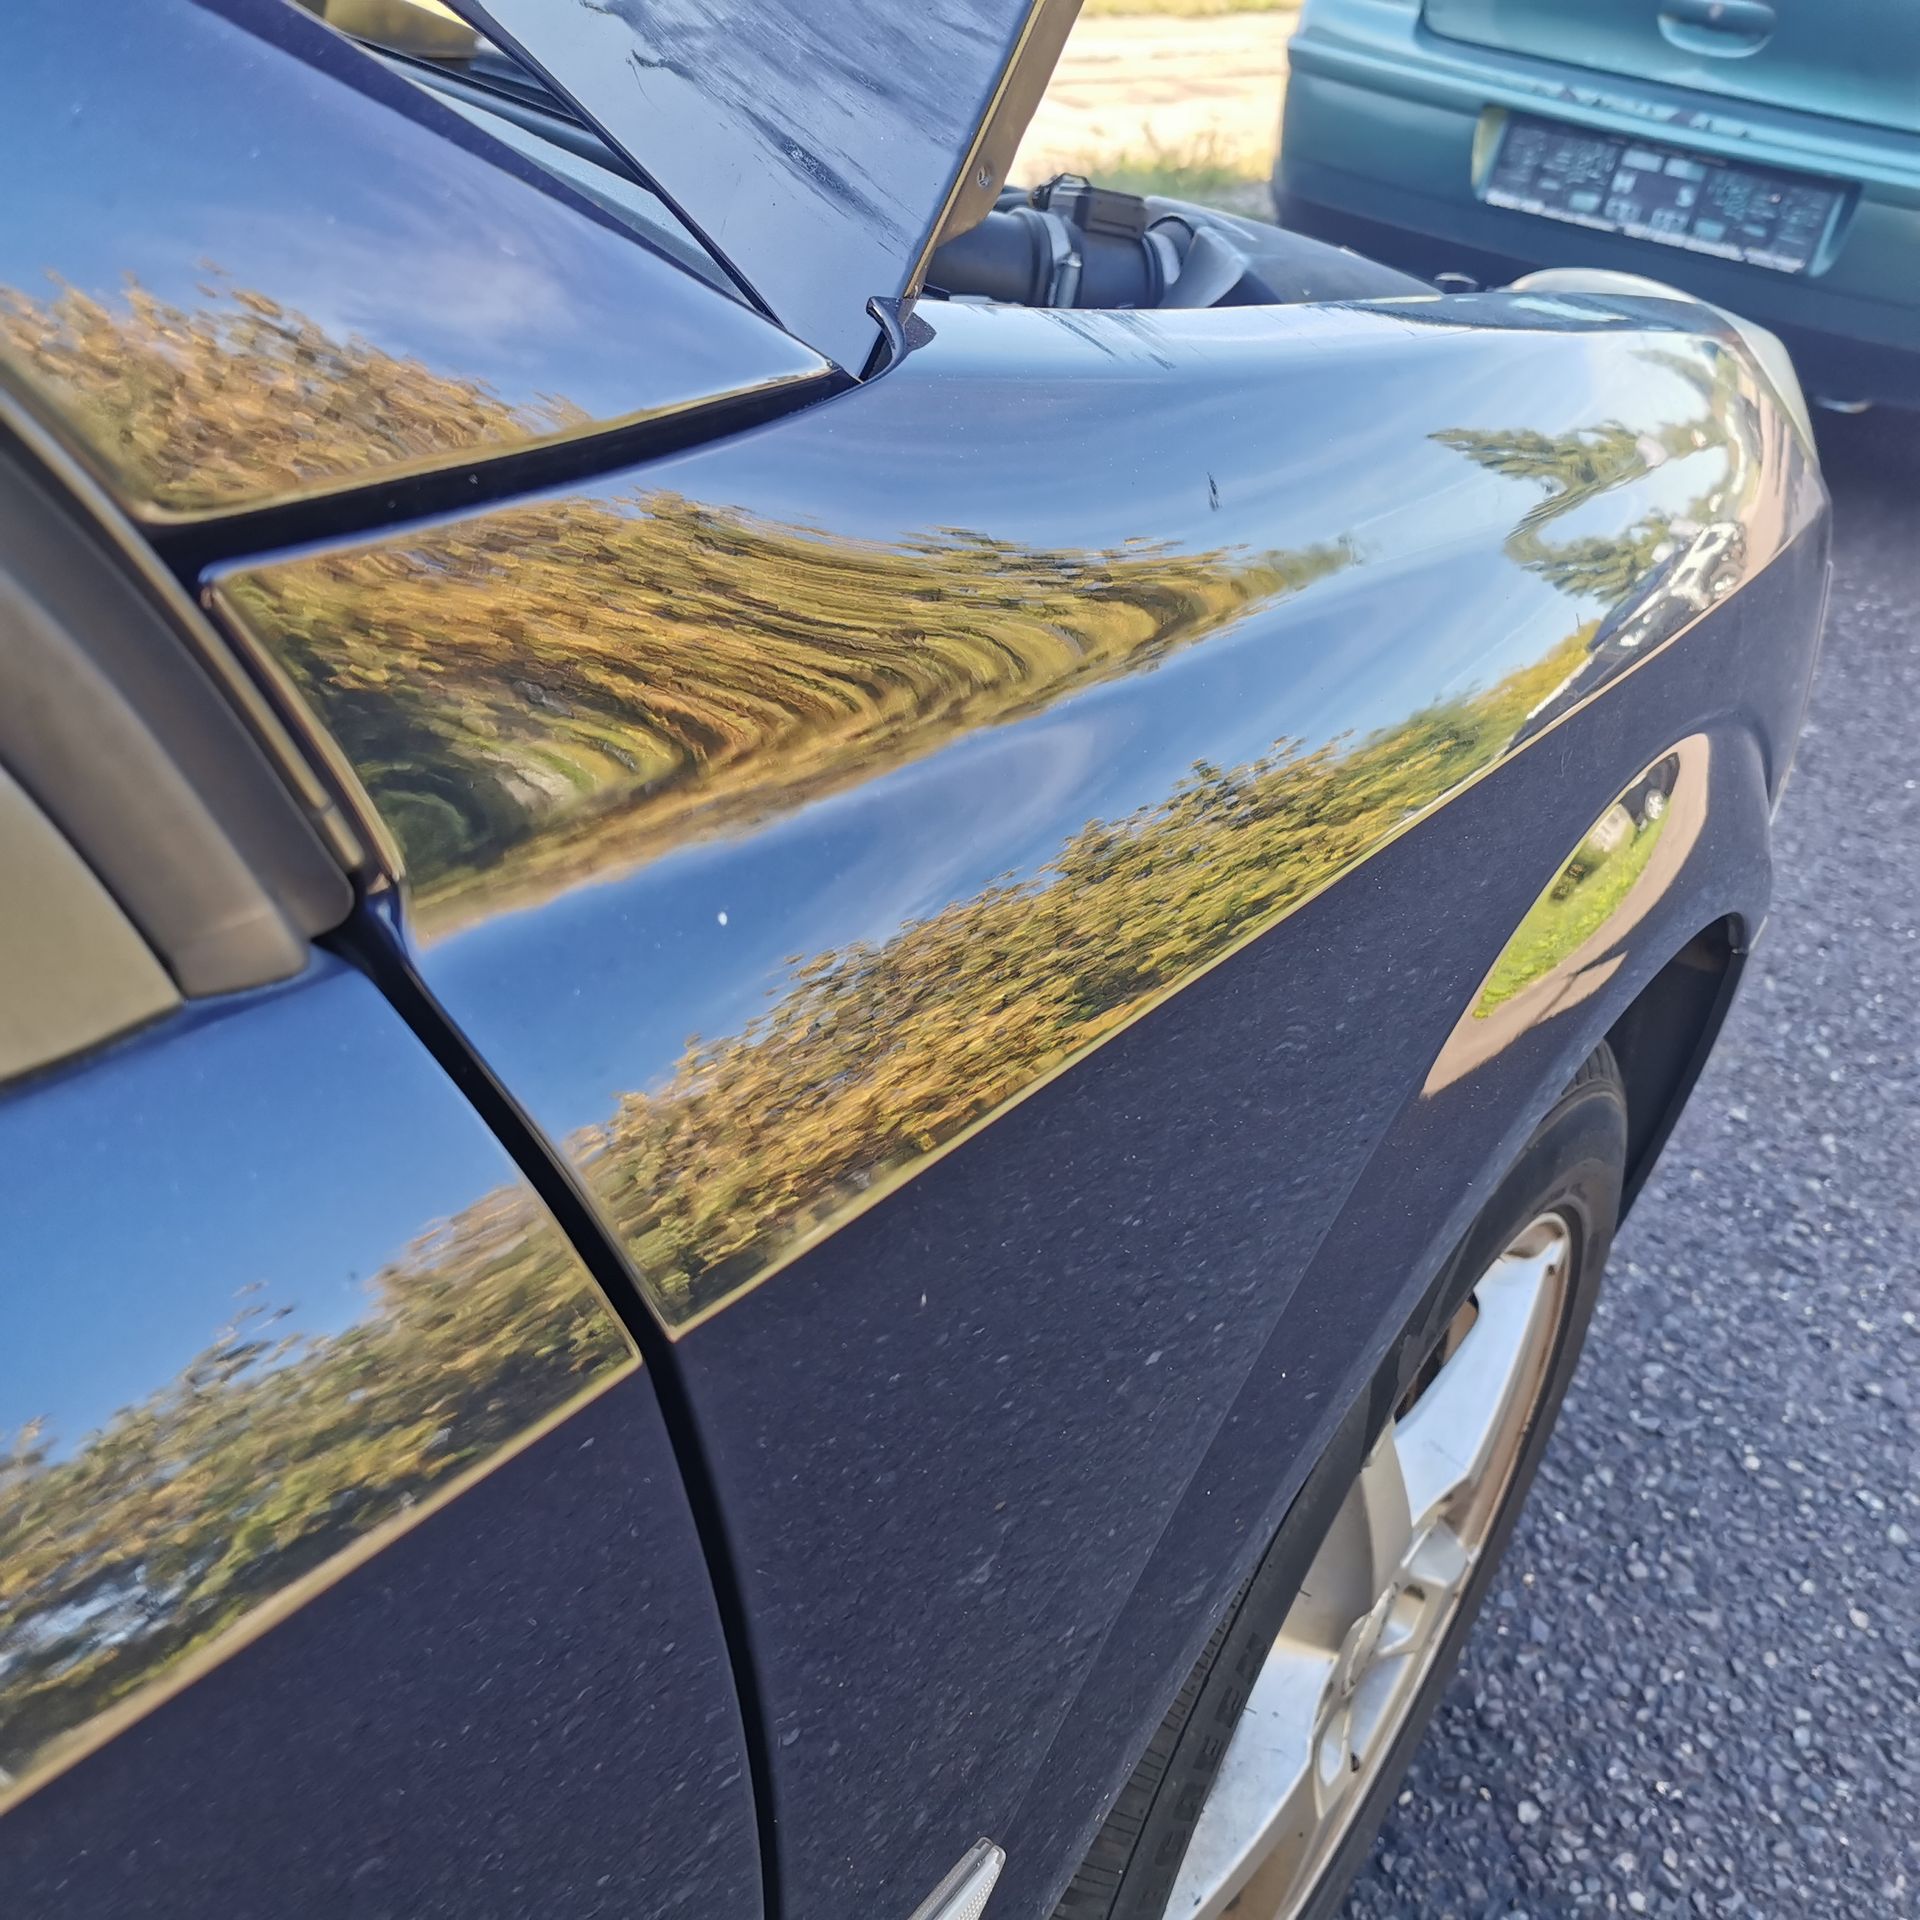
1165, 1214, 1573, 1920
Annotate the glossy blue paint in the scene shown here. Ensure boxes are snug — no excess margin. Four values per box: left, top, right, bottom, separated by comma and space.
0, 960, 759, 1920
0, 0, 828, 520
209, 287, 1826, 1919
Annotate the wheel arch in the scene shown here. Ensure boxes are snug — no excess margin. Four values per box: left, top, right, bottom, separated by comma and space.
990, 708, 1786, 1920
1607, 911, 1747, 1215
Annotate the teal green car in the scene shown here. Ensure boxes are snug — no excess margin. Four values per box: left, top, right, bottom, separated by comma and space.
1275, 0, 1920, 405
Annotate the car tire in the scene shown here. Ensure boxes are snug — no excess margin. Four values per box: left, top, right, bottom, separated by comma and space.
1054, 1044, 1629, 1920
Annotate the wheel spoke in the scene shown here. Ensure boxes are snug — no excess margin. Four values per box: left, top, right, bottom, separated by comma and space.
1160, 1212, 1573, 1920
1395, 1225, 1565, 1535
1280, 1433, 1414, 1654
1164, 1642, 1334, 1919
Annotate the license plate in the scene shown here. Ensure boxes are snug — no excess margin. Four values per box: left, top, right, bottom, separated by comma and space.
1484, 114, 1842, 274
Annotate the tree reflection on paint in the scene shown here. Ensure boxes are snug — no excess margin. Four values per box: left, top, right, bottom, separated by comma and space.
571, 630, 1597, 1323
1436, 356, 1759, 738
0, 1185, 631, 1791
1445, 348, 1756, 572
0, 274, 585, 513
223, 418, 1609, 1325
214, 302, 1744, 1329
224, 495, 1355, 936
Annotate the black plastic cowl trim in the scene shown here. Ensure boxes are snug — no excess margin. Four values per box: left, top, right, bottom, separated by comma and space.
152, 366, 851, 584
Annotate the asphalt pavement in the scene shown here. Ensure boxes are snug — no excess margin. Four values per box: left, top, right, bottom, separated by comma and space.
1343, 412, 1920, 1920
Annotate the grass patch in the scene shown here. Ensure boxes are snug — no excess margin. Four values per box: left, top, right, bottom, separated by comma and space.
1048, 130, 1273, 214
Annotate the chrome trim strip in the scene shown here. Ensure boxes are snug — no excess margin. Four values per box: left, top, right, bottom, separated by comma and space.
908, 1838, 1007, 1920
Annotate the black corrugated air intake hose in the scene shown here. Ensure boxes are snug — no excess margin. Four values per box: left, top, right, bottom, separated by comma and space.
926, 177, 1187, 308
926, 175, 1431, 311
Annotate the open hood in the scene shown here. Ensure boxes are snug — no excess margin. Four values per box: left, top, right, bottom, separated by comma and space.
455, 0, 1082, 372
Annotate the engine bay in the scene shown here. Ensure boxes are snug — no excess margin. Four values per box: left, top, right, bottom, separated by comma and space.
358, 6, 1427, 332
